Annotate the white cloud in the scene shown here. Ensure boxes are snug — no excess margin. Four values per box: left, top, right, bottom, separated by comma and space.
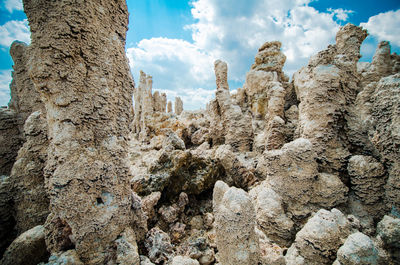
360, 9, 400, 46
0, 19, 30, 48
155, 87, 215, 110
327, 8, 354, 21
127, 0, 355, 109
127, 37, 215, 109
187, 0, 344, 79
4, 0, 23, 13
0, 70, 12, 107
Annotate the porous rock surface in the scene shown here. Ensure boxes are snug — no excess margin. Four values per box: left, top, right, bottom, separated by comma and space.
213, 181, 260, 264
1, 3, 399, 264
23, 0, 137, 263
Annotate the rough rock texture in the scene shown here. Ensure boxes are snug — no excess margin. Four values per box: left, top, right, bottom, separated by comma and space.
348, 155, 386, 205
285, 209, 356, 265
171, 255, 200, 265
0, 108, 24, 176
153, 91, 167, 113
335, 232, 381, 265
8, 41, 43, 125
294, 24, 367, 174
0, 176, 15, 257
257, 138, 348, 217
167, 101, 173, 113
0, 225, 48, 265
23, 0, 136, 263
369, 74, 400, 211
0, 40, 43, 177
0, 40, 45, 256
377, 215, 400, 262
208, 60, 254, 151
45, 250, 84, 265
10, 111, 49, 235
175, 97, 183, 115
134, 71, 154, 140
242, 41, 288, 152
250, 182, 294, 247
131, 149, 225, 200
145, 227, 173, 264
3, 14, 400, 265
213, 181, 259, 264
115, 227, 140, 265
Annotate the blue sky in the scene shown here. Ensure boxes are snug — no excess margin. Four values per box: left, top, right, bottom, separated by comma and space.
1, 0, 400, 109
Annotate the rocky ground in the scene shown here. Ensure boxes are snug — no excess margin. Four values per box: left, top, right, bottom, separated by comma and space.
0, 0, 400, 265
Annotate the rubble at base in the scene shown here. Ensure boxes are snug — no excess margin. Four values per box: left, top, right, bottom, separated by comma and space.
0, 1, 399, 264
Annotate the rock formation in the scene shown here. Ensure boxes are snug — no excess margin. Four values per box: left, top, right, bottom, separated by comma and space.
0, 225, 48, 265
1, 3, 399, 264
175, 96, 183, 115
208, 60, 254, 152
153, 91, 167, 113
10, 111, 49, 235
213, 181, 259, 264
22, 0, 137, 263
167, 101, 173, 113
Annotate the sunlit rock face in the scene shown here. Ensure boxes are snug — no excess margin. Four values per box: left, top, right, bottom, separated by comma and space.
2, 4, 399, 264
22, 0, 136, 263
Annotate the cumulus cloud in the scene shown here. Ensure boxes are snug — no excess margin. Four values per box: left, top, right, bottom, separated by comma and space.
0, 19, 30, 48
360, 9, 400, 46
328, 8, 354, 21
188, 0, 343, 78
127, 0, 356, 109
0, 70, 12, 107
155, 87, 215, 110
4, 0, 23, 13
127, 37, 215, 109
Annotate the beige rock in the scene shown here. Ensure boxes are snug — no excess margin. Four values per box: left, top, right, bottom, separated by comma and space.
175, 96, 184, 115
167, 101, 173, 113
214, 144, 257, 189
145, 227, 174, 264
153, 91, 167, 113
348, 155, 386, 204
8, 41, 43, 124
23, 0, 136, 263
0, 225, 48, 265
46, 250, 84, 265
209, 60, 254, 152
213, 181, 260, 265
257, 138, 347, 217
10, 111, 49, 235
369, 74, 400, 210
171, 256, 200, 265
249, 182, 294, 247
294, 24, 367, 174
115, 227, 140, 265
242, 41, 288, 152
377, 215, 400, 249
256, 228, 286, 265
335, 232, 381, 265
134, 71, 154, 140
285, 209, 355, 265
1, 40, 43, 176
142, 192, 162, 221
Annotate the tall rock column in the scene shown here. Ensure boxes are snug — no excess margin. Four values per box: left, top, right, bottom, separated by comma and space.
209, 60, 253, 151
23, 0, 135, 263
174, 96, 183, 115
293, 24, 367, 174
